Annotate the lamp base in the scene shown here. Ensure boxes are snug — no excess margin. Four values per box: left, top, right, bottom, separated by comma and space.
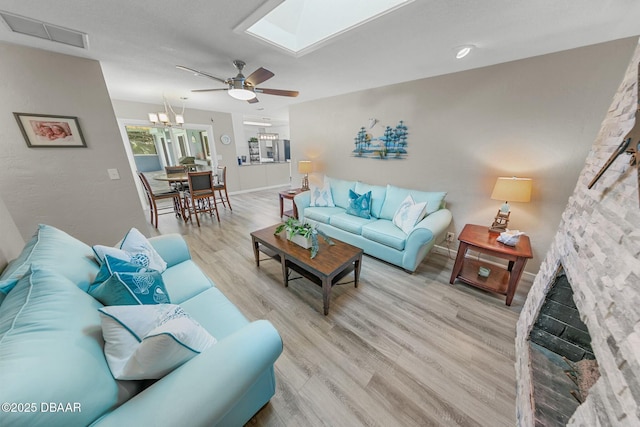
489, 210, 510, 233
301, 174, 309, 191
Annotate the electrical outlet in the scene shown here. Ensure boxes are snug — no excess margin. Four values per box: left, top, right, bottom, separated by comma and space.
446, 232, 455, 243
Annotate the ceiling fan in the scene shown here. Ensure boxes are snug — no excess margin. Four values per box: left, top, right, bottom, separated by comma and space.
176, 60, 299, 103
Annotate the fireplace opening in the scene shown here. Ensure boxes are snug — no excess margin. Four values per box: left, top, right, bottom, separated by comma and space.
528, 266, 600, 426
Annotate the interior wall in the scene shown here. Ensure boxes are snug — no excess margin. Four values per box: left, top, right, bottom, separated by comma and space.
0, 42, 147, 244
0, 193, 24, 271
289, 37, 638, 273
111, 100, 240, 192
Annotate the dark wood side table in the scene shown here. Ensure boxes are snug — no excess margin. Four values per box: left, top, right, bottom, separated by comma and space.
449, 224, 533, 306
279, 188, 304, 219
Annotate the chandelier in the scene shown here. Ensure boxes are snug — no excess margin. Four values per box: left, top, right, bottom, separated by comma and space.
148, 96, 186, 127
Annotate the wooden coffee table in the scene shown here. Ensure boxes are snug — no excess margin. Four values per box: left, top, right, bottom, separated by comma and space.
251, 224, 363, 315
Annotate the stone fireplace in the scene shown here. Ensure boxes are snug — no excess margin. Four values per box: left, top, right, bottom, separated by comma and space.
516, 40, 640, 426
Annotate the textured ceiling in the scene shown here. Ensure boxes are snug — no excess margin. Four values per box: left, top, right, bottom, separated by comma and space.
0, 0, 639, 123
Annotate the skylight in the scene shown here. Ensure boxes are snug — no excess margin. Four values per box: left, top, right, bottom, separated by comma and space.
246, 0, 413, 56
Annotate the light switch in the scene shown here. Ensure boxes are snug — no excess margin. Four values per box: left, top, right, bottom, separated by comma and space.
107, 168, 120, 180
216, 154, 223, 161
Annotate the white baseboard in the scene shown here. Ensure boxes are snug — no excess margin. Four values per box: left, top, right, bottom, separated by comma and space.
432, 243, 537, 282
228, 184, 290, 196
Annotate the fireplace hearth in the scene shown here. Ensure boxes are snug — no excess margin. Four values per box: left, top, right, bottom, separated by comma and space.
528, 267, 600, 425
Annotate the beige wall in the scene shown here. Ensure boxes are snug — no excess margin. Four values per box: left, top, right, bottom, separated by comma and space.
0, 42, 147, 244
0, 193, 24, 271
289, 37, 638, 273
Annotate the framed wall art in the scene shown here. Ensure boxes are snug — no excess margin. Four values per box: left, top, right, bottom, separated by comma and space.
13, 113, 87, 148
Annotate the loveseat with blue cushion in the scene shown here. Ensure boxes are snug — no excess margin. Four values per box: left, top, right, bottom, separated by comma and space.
294, 177, 453, 272
0, 224, 282, 427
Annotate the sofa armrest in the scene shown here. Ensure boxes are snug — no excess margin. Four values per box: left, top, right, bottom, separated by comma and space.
401, 209, 453, 272
294, 191, 311, 221
149, 234, 192, 268
411, 208, 452, 239
91, 320, 283, 427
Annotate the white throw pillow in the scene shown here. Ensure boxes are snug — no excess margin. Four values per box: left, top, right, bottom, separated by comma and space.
309, 181, 335, 207
392, 195, 428, 234
98, 304, 216, 380
93, 228, 167, 273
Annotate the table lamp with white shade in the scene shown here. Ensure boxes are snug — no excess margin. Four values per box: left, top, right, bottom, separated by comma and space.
298, 160, 312, 191
489, 177, 532, 232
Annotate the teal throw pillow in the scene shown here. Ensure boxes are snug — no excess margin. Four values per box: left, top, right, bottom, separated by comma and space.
89, 271, 170, 306
346, 189, 372, 219
93, 254, 152, 287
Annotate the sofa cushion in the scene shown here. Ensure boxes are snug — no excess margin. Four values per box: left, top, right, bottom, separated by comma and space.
354, 182, 387, 218
89, 271, 171, 306
392, 195, 427, 234
93, 228, 167, 273
179, 286, 250, 340
0, 229, 39, 298
329, 212, 376, 235
304, 206, 345, 224
98, 304, 216, 380
309, 181, 335, 207
159, 260, 214, 304
326, 177, 356, 209
345, 189, 372, 219
0, 224, 99, 293
379, 185, 447, 220
361, 220, 407, 251
0, 265, 133, 427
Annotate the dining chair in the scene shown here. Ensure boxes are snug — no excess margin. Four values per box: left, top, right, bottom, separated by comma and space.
138, 172, 183, 229
183, 171, 220, 227
213, 166, 232, 211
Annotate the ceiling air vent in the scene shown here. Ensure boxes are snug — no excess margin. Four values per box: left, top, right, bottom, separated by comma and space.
0, 11, 87, 49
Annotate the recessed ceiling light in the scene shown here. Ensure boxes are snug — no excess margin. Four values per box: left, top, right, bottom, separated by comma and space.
455, 45, 475, 59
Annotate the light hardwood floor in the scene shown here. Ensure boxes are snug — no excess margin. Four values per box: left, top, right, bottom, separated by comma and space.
149, 188, 532, 427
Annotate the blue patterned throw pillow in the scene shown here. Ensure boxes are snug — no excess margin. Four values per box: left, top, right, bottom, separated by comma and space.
346, 189, 372, 219
92, 254, 150, 287
89, 271, 170, 306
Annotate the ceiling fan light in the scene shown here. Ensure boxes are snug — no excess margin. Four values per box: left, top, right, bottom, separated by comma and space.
455, 45, 474, 59
228, 88, 256, 100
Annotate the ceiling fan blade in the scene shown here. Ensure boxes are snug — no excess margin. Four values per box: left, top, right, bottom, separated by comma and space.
247, 96, 260, 104
176, 65, 227, 84
245, 67, 274, 87
191, 88, 228, 93
255, 88, 299, 97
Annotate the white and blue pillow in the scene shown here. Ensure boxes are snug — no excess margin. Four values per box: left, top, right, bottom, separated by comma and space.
392, 195, 428, 234
89, 271, 170, 306
309, 181, 335, 207
346, 189, 372, 219
98, 304, 217, 380
92, 228, 166, 273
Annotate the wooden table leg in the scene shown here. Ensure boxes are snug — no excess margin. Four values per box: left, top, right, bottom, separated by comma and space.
279, 194, 284, 218
505, 257, 527, 306
252, 237, 260, 267
450, 242, 469, 284
281, 258, 289, 288
354, 255, 361, 288
322, 277, 331, 315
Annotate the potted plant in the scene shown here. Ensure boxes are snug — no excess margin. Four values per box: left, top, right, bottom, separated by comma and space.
274, 218, 334, 258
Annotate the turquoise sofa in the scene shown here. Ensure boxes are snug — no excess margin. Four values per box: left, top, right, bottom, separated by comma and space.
0, 225, 282, 427
294, 177, 452, 272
